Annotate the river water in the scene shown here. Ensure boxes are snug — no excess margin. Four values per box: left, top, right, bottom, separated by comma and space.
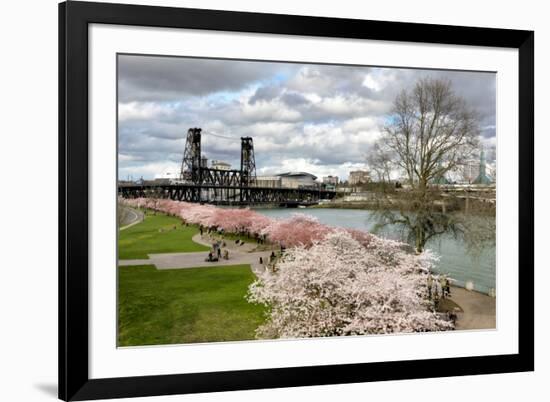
255, 208, 496, 295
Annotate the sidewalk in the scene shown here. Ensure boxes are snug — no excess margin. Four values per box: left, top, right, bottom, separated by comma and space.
119, 233, 273, 275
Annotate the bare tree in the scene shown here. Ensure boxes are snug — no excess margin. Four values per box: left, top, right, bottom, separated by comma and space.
370, 78, 486, 253
366, 141, 394, 184
385, 78, 479, 189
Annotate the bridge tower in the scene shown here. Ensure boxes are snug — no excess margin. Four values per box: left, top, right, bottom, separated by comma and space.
240, 137, 257, 202
180, 128, 202, 184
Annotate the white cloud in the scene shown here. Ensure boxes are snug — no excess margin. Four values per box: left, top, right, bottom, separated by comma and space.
118, 57, 496, 179
258, 158, 369, 183
362, 70, 396, 92
119, 102, 176, 122
119, 161, 181, 180
240, 99, 302, 122
362, 74, 383, 91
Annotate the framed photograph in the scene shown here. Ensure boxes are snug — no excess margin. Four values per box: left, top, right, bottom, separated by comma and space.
59, 1, 534, 400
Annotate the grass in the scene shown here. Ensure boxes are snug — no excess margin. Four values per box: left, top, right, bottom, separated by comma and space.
118, 211, 209, 259
118, 264, 266, 346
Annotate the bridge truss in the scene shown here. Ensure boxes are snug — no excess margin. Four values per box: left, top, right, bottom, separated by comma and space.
120, 127, 336, 205
118, 183, 336, 206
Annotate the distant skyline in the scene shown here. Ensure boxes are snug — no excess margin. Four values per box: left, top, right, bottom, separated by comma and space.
118, 55, 496, 181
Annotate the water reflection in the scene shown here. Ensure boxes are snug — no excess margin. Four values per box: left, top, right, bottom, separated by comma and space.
255, 208, 496, 294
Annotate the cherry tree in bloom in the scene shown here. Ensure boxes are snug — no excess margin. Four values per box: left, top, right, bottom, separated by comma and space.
248, 230, 452, 338
263, 213, 333, 247
179, 203, 217, 226
123, 198, 274, 236
248, 213, 272, 235
205, 208, 258, 233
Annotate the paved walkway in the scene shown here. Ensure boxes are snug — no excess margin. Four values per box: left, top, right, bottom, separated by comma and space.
119, 207, 144, 231
119, 233, 274, 275
448, 286, 496, 330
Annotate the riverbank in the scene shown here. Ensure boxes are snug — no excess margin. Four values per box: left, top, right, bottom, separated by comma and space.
440, 286, 496, 330
255, 206, 496, 295
311, 201, 382, 209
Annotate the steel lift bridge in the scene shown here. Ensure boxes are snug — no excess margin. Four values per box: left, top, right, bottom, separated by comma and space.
118, 128, 336, 206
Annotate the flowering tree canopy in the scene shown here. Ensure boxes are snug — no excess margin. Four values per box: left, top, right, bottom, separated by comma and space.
262, 213, 333, 248
248, 230, 452, 338
121, 198, 332, 245
121, 197, 452, 336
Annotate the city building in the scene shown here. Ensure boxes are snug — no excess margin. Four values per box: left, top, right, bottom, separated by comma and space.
348, 170, 370, 185
211, 160, 231, 170
473, 150, 493, 184
154, 170, 183, 184
322, 175, 339, 185
255, 176, 282, 188
277, 172, 318, 189
458, 159, 480, 184
459, 151, 496, 184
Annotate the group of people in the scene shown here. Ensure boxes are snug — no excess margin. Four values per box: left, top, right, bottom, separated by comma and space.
205, 240, 229, 262
253, 233, 268, 244
259, 250, 281, 273
427, 274, 452, 307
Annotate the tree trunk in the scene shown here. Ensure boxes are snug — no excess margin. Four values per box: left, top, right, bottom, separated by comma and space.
415, 224, 426, 253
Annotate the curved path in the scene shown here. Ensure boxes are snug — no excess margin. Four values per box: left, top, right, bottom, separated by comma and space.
119, 207, 144, 231
119, 233, 274, 275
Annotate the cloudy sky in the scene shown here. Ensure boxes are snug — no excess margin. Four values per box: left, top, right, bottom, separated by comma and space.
118, 54, 496, 181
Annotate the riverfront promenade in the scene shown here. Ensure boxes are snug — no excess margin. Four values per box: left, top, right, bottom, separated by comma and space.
119, 233, 496, 331
119, 233, 272, 275
448, 286, 496, 330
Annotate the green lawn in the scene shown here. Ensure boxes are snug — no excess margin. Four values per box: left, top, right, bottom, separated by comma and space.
118, 265, 266, 346
118, 212, 209, 259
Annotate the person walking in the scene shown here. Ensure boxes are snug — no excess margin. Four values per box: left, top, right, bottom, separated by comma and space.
439, 275, 448, 299
427, 275, 433, 299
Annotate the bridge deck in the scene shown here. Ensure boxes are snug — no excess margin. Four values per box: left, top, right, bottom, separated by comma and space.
118, 183, 336, 205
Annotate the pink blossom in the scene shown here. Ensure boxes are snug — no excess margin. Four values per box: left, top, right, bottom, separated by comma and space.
248, 230, 452, 338
263, 213, 333, 247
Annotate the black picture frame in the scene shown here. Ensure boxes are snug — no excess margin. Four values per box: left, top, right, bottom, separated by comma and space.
59, 1, 534, 400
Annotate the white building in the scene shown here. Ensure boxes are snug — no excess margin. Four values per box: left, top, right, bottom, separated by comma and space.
277, 172, 318, 189
211, 160, 231, 170
255, 176, 282, 188
348, 170, 370, 185
154, 170, 182, 184
322, 175, 339, 185
457, 159, 496, 184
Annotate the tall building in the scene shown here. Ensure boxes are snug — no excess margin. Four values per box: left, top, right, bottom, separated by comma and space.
348, 170, 370, 185
473, 150, 493, 184
458, 151, 495, 184
322, 175, 339, 185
